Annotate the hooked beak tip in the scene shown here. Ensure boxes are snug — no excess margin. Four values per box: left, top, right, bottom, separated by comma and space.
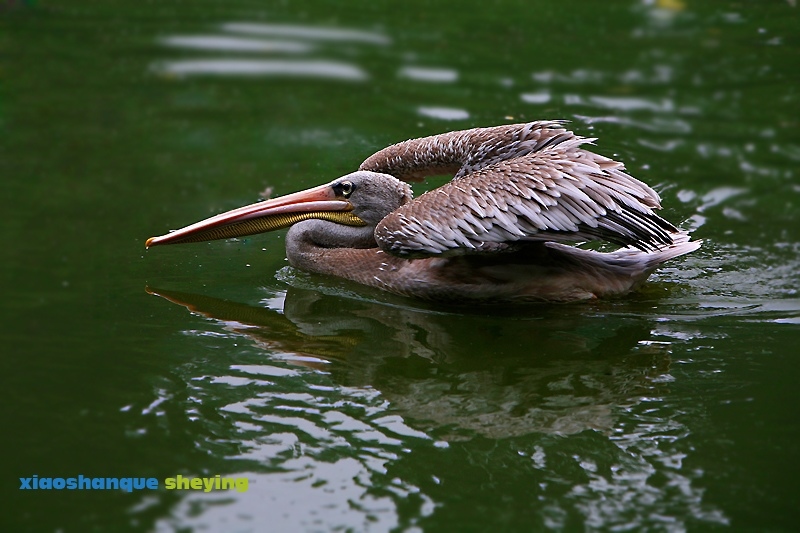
145, 237, 156, 249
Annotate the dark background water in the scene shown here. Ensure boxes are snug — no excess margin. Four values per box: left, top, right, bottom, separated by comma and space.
3, 1, 799, 531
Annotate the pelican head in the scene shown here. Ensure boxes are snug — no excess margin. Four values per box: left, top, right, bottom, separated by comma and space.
333, 171, 413, 226
145, 171, 412, 248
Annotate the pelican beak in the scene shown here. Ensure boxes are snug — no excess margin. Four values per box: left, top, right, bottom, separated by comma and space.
146, 183, 366, 248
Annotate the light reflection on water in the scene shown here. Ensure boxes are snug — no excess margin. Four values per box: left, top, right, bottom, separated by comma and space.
153, 21, 387, 81
149, 288, 436, 530
154, 59, 369, 80
398, 66, 459, 83
150, 19, 753, 132
156, 382, 428, 532
160, 35, 314, 53
221, 22, 391, 45
416, 106, 470, 121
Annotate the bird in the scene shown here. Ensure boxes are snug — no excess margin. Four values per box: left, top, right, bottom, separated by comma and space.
146, 121, 700, 304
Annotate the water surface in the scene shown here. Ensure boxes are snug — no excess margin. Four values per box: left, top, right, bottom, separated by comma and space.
3, 1, 799, 531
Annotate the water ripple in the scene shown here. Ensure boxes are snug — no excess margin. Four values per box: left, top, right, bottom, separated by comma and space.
398, 66, 458, 83
153, 59, 368, 80
222, 22, 391, 45
574, 114, 693, 134
417, 106, 470, 120
589, 95, 675, 113
520, 91, 552, 104
156, 356, 433, 531
159, 35, 313, 53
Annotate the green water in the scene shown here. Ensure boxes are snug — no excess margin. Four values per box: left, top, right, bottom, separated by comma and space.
3, 1, 799, 531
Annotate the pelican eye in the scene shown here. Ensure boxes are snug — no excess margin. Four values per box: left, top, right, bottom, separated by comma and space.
334, 180, 355, 199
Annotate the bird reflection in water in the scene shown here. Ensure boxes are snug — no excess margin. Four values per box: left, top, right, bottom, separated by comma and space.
147, 284, 674, 439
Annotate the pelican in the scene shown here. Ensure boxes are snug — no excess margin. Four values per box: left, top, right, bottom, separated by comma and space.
147, 121, 699, 303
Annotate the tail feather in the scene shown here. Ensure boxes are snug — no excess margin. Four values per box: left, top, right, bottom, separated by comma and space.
544, 230, 701, 277
608, 230, 701, 270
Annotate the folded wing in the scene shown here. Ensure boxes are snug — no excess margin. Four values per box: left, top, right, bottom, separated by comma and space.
362, 122, 677, 257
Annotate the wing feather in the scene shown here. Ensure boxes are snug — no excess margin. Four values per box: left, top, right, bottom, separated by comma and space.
369, 122, 677, 257
376, 153, 674, 257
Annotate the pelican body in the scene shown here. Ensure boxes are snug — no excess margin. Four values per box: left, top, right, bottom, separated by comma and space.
147, 121, 699, 303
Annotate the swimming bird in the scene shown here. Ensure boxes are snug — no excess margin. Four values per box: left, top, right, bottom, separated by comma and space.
146, 121, 699, 303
